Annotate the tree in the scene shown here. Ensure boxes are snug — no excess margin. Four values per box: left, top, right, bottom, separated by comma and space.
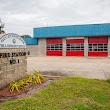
1, 30, 5, 34
0, 18, 5, 34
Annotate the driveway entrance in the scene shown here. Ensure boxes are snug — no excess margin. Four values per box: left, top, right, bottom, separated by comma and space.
27, 57, 110, 79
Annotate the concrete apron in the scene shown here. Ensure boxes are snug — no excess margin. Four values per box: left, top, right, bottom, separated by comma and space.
27, 57, 110, 80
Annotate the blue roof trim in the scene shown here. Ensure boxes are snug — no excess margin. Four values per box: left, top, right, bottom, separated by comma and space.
23, 38, 38, 45
33, 23, 110, 38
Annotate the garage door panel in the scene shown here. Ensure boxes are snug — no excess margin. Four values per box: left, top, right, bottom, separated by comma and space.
47, 51, 62, 56
88, 37, 108, 44
47, 38, 62, 44
66, 39, 84, 44
66, 51, 84, 56
88, 52, 108, 56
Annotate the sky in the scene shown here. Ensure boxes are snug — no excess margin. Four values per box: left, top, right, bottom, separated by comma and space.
0, 0, 110, 37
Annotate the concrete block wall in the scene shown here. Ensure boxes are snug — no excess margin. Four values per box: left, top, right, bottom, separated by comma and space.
62, 38, 66, 56
38, 38, 46, 56
0, 49, 27, 89
84, 37, 88, 56
26, 39, 46, 56
108, 37, 110, 57
27, 45, 39, 56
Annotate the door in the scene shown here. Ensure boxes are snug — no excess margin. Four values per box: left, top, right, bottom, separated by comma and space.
66, 38, 84, 56
88, 37, 108, 56
46, 38, 62, 56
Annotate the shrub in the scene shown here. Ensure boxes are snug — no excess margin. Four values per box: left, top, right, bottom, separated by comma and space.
10, 81, 22, 92
9, 71, 44, 92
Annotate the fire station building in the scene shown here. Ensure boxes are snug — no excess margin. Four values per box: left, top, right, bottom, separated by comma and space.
24, 23, 110, 57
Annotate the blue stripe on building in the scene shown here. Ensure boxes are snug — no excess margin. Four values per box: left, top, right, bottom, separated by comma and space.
23, 38, 38, 45
33, 23, 110, 38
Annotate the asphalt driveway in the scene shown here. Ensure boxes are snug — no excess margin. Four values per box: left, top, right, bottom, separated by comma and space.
27, 56, 110, 79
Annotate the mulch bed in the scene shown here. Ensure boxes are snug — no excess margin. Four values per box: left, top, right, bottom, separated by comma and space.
0, 79, 46, 97
0, 78, 54, 103
0, 75, 61, 103
0, 83, 42, 103
0, 85, 34, 97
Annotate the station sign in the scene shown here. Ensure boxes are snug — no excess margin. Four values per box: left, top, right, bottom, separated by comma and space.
0, 33, 26, 48
0, 33, 28, 89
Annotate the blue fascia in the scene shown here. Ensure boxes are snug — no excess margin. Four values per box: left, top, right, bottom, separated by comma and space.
23, 38, 38, 45
33, 23, 110, 38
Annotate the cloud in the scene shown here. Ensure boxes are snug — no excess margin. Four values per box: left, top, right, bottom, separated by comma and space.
0, 0, 110, 36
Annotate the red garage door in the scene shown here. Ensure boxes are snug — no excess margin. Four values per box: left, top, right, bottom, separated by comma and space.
88, 37, 108, 56
46, 38, 62, 56
66, 38, 84, 56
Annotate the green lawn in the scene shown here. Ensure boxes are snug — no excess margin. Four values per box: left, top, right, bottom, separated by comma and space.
0, 77, 110, 110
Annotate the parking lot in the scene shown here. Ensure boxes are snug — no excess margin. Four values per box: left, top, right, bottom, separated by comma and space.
27, 56, 110, 79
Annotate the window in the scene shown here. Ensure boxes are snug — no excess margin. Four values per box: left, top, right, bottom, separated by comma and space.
47, 44, 62, 50
88, 44, 108, 51
66, 44, 84, 51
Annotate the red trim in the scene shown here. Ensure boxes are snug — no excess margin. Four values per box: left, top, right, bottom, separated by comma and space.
88, 37, 108, 44
88, 52, 108, 56
47, 51, 62, 56
66, 39, 84, 44
66, 51, 84, 56
47, 38, 62, 44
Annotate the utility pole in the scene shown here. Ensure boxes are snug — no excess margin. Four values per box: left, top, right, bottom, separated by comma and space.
0, 18, 5, 34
